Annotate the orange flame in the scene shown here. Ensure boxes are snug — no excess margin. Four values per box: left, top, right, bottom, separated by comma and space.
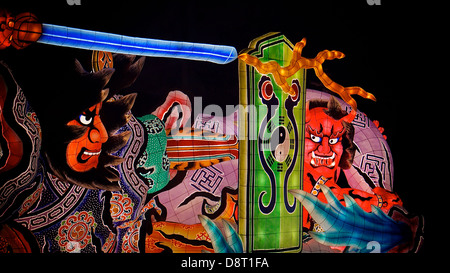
239, 38, 376, 114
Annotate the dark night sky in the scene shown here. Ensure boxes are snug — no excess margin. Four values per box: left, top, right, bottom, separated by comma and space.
3, 0, 426, 217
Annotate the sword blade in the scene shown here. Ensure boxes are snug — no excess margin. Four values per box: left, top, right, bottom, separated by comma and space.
38, 23, 237, 64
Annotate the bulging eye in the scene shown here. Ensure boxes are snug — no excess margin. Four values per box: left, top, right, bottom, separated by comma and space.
329, 137, 339, 145
79, 113, 93, 126
310, 134, 322, 143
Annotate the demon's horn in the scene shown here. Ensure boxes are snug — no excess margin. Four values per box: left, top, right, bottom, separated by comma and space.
340, 109, 356, 124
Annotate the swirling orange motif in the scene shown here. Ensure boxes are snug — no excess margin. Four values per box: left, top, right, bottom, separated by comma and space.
239, 38, 376, 113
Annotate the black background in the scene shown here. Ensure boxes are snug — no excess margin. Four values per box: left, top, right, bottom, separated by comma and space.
3, 0, 428, 257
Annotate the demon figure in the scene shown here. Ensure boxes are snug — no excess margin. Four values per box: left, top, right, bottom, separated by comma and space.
0, 41, 151, 251
6, 52, 140, 191
303, 97, 401, 220
291, 97, 423, 253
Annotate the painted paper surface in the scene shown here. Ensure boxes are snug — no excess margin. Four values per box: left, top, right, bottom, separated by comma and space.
238, 33, 305, 253
0, 2, 425, 257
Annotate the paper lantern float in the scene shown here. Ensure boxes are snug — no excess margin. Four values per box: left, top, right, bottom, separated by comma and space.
0, 10, 415, 252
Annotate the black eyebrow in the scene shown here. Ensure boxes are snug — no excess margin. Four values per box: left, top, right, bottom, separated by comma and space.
77, 107, 97, 125
81, 107, 96, 117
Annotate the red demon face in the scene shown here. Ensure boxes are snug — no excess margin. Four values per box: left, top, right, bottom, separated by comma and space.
66, 102, 108, 172
304, 99, 355, 180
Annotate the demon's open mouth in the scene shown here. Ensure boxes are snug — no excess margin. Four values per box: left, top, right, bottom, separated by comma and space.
77, 147, 102, 163
310, 151, 336, 168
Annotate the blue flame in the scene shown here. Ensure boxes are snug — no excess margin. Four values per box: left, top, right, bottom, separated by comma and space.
198, 215, 243, 253
290, 185, 411, 253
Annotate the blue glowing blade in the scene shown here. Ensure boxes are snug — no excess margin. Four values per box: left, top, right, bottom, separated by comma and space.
38, 24, 237, 64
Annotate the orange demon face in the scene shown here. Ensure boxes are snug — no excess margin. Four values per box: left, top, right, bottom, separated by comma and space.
66, 102, 108, 172
304, 106, 346, 179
